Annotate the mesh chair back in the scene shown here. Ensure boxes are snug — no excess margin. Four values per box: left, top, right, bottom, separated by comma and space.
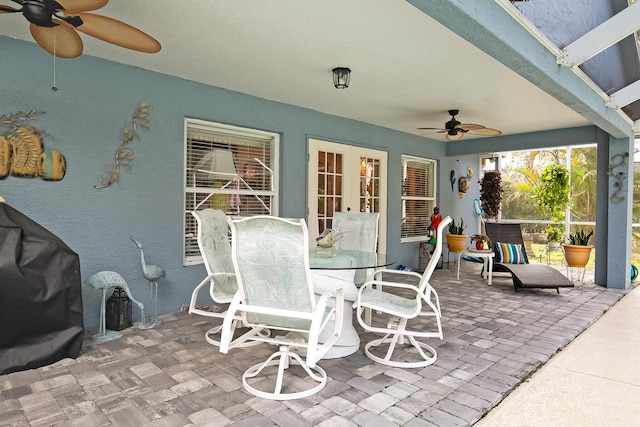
192, 209, 237, 298
333, 212, 379, 251
484, 222, 530, 263
419, 216, 451, 293
229, 216, 315, 329
333, 212, 379, 284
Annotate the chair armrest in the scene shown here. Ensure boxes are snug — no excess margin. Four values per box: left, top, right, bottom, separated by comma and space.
189, 272, 236, 316
354, 279, 439, 318
354, 279, 434, 307
372, 269, 423, 281
357, 279, 421, 296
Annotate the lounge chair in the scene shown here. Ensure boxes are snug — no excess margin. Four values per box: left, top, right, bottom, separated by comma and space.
484, 222, 574, 293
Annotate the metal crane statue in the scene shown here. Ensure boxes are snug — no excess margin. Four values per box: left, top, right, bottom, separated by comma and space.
85, 271, 146, 341
129, 235, 166, 329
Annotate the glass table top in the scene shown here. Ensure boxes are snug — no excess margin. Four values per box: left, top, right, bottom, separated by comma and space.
309, 249, 395, 270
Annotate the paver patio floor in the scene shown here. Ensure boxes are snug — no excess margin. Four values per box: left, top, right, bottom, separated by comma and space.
0, 261, 628, 426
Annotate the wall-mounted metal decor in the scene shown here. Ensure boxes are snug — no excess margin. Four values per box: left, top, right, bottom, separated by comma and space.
94, 103, 151, 189
608, 152, 629, 203
0, 109, 67, 181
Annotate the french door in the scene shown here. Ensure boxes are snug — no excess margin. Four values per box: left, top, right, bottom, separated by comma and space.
308, 139, 387, 250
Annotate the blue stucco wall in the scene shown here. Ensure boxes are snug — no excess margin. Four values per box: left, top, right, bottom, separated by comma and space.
1, 37, 450, 329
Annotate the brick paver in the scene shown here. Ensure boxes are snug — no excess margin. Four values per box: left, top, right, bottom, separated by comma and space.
0, 264, 628, 426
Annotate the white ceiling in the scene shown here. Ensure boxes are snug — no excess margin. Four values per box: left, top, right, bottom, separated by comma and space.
0, 0, 594, 141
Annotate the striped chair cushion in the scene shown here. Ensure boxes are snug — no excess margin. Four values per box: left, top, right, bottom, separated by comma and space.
496, 242, 526, 264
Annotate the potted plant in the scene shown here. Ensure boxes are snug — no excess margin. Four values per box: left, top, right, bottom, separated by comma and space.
533, 164, 570, 248
446, 217, 467, 253
562, 229, 594, 267
545, 226, 563, 249
533, 164, 571, 222
479, 170, 503, 220
470, 234, 489, 250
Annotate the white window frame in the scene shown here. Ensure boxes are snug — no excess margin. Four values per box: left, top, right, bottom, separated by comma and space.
401, 155, 437, 243
183, 118, 279, 265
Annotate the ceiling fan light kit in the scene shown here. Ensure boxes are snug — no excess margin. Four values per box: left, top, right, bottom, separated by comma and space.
419, 109, 502, 140
332, 67, 351, 89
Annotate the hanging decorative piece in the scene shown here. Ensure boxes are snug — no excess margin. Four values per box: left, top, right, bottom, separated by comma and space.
458, 167, 473, 198
0, 109, 67, 181
94, 103, 151, 189
608, 152, 629, 203
479, 170, 503, 219
449, 170, 456, 192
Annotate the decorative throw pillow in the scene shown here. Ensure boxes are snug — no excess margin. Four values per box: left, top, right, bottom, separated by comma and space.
496, 242, 526, 264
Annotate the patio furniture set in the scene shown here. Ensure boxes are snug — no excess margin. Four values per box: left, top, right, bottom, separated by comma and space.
188, 209, 451, 400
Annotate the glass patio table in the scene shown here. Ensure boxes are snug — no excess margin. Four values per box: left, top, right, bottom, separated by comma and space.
309, 249, 395, 271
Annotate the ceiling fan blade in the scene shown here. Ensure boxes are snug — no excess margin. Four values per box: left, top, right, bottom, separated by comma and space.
417, 127, 446, 131
467, 127, 502, 136
58, 0, 108, 13
30, 21, 83, 58
0, 4, 20, 13
75, 12, 160, 53
457, 123, 485, 131
445, 131, 465, 141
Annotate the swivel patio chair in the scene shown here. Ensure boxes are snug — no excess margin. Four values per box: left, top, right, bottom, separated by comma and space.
332, 211, 380, 285
310, 211, 379, 356
188, 209, 265, 347
353, 216, 451, 368
221, 215, 344, 400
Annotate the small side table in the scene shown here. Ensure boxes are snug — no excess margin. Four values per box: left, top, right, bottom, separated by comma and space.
457, 248, 495, 285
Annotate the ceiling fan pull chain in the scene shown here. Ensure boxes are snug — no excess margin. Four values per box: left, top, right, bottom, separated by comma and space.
52, 27, 58, 91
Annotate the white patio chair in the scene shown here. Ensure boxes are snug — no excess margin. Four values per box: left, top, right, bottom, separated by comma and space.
353, 216, 452, 368
221, 215, 344, 400
333, 211, 380, 285
188, 209, 265, 347
310, 211, 379, 356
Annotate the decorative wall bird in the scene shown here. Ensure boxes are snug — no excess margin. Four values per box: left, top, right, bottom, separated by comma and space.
129, 235, 166, 329
85, 270, 146, 341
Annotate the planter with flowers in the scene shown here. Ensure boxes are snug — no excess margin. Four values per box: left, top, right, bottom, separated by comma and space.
533, 163, 571, 252
545, 226, 563, 249
470, 234, 490, 250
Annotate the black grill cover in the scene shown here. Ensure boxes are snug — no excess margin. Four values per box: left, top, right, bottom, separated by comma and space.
0, 203, 84, 374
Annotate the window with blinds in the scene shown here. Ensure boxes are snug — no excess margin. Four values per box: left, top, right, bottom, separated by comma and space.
184, 118, 279, 265
401, 155, 437, 242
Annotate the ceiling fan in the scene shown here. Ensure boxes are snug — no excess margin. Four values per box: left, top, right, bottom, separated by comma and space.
418, 109, 502, 141
0, 0, 160, 58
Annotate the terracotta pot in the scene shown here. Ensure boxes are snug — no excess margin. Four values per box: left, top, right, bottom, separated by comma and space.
446, 233, 467, 253
562, 244, 593, 267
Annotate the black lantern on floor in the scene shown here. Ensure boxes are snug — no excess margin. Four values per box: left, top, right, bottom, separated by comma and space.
106, 287, 133, 331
